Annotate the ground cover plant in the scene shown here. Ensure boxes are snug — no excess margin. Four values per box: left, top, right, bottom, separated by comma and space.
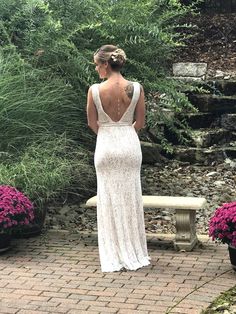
201, 285, 236, 314
0, 136, 95, 210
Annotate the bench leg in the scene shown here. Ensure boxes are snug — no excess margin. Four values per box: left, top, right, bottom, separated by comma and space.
174, 209, 198, 251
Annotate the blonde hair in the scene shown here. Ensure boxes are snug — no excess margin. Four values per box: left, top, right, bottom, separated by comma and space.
94, 45, 126, 71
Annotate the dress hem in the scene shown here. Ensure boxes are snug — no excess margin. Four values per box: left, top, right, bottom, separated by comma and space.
101, 256, 151, 273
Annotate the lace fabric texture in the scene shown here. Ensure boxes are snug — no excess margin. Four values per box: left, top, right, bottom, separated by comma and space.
92, 82, 151, 272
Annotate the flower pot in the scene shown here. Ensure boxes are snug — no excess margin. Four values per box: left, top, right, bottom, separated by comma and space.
13, 207, 47, 238
228, 245, 236, 272
0, 234, 11, 253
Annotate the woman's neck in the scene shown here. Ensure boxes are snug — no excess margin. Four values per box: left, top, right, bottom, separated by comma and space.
106, 71, 122, 81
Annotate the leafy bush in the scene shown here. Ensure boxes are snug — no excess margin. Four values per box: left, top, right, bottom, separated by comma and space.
0, 0, 97, 94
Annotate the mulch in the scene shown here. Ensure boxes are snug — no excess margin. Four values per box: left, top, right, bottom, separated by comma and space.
172, 12, 236, 72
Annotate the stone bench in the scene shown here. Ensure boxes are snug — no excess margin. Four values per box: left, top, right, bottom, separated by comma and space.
85, 195, 207, 251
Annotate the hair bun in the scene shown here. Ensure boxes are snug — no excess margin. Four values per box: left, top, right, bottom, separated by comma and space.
94, 45, 126, 71
110, 48, 126, 66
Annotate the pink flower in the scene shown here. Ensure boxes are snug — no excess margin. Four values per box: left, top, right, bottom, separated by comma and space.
209, 202, 236, 246
0, 185, 34, 233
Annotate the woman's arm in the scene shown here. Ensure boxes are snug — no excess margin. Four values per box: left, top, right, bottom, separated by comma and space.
132, 84, 145, 132
86, 87, 99, 134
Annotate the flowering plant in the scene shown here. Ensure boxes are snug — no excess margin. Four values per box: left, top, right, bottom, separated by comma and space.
0, 185, 34, 234
209, 202, 236, 247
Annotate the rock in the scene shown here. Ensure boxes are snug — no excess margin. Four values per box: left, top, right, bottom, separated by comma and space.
171, 76, 204, 82
213, 80, 236, 96
57, 205, 71, 216
206, 71, 236, 81
214, 180, 226, 186
215, 70, 225, 78
221, 114, 236, 130
191, 129, 230, 148
162, 210, 170, 216
141, 141, 162, 164
187, 192, 194, 196
224, 158, 236, 168
188, 94, 236, 114
173, 146, 225, 165
212, 303, 230, 311
152, 215, 163, 220
206, 171, 218, 177
185, 112, 220, 130
172, 62, 207, 77
75, 208, 84, 214
163, 216, 172, 222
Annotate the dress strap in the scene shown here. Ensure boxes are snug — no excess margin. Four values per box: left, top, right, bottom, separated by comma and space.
132, 82, 141, 107
91, 84, 101, 111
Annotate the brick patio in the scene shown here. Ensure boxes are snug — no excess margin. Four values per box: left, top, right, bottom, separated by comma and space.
0, 231, 235, 314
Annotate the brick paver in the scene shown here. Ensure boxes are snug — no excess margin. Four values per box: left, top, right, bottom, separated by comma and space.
0, 231, 235, 314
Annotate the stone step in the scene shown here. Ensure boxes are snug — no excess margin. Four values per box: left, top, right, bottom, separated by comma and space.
202, 80, 236, 96
184, 112, 220, 129
141, 141, 162, 164
221, 114, 236, 130
171, 145, 236, 165
190, 128, 233, 148
188, 94, 236, 113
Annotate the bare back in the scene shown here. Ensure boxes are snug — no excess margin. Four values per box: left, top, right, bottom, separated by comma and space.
98, 79, 134, 123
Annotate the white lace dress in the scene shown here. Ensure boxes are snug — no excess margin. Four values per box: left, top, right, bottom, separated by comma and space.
91, 82, 151, 272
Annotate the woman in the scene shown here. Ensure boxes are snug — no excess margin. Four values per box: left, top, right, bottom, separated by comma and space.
86, 45, 150, 272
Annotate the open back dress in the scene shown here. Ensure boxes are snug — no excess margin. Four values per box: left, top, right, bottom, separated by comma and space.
91, 82, 150, 272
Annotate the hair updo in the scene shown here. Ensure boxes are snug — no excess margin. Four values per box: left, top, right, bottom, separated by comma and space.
94, 45, 126, 71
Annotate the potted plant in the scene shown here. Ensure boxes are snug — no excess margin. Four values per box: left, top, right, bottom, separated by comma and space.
209, 201, 236, 271
0, 185, 34, 252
